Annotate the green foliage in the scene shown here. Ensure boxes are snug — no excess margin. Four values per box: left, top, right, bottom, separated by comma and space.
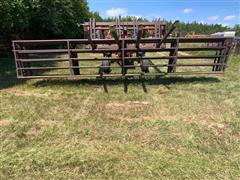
104, 16, 149, 22
0, 0, 239, 51
0, 0, 30, 48
233, 24, 240, 36
166, 20, 232, 35
0, 0, 29, 33
90, 11, 103, 21
0, 0, 90, 48
101, 18, 237, 37
29, 0, 90, 39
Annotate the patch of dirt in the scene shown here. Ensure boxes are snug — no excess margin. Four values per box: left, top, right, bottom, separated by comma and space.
0, 119, 12, 127
105, 102, 227, 130
157, 86, 170, 94
152, 112, 227, 131
26, 128, 44, 138
124, 116, 153, 123
26, 120, 64, 138
2, 88, 59, 99
103, 101, 151, 122
103, 101, 151, 121
181, 115, 227, 130
105, 101, 150, 109
39, 120, 64, 127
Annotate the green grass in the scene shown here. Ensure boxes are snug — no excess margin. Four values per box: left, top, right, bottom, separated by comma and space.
0, 53, 240, 179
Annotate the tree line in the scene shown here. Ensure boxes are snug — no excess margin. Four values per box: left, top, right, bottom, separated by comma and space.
0, 0, 239, 50
0, 0, 95, 49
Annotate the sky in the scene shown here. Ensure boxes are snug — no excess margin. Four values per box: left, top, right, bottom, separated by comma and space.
87, 0, 240, 27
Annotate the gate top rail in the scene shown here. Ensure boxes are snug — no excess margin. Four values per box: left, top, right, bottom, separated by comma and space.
13, 37, 232, 45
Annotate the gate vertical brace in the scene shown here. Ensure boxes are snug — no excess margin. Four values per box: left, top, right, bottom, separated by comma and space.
93, 18, 96, 39
213, 40, 226, 71
89, 19, 92, 40
122, 21, 124, 38
116, 17, 119, 36
136, 19, 138, 38
154, 21, 157, 38
162, 24, 166, 37
119, 16, 122, 37
133, 20, 135, 38
126, 22, 128, 38
67, 41, 72, 75
22, 46, 32, 76
13, 42, 21, 78
121, 39, 125, 77
212, 41, 223, 71
133, 19, 137, 38
167, 39, 179, 73
15, 43, 26, 77
221, 38, 234, 71
159, 25, 162, 38
67, 41, 80, 75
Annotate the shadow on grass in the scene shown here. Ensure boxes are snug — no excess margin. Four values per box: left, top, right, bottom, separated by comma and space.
0, 55, 27, 90
0, 55, 221, 92
0, 54, 59, 90
34, 76, 220, 93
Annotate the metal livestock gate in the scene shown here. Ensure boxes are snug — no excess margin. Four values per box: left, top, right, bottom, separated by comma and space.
12, 37, 233, 79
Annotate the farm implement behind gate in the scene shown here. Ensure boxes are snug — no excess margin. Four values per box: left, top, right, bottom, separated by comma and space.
12, 37, 233, 79
82, 18, 167, 39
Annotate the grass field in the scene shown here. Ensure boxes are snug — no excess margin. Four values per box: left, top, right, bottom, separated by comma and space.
1, 53, 240, 179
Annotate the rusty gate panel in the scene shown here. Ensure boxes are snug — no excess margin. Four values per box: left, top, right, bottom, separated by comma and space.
12, 37, 233, 79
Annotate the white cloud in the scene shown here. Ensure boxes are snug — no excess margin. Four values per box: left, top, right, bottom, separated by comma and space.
224, 15, 236, 21
208, 15, 219, 20
105, 8, 141, 19
182, 8, 193, 14
106, 8, 127, 17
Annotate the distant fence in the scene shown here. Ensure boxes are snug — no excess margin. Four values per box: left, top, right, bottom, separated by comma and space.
12, 37, 233, 79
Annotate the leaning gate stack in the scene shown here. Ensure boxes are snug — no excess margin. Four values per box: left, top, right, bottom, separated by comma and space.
12, 18, 234, 79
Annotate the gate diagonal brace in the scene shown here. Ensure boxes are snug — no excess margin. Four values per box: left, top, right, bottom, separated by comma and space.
156, 20, 179, 48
